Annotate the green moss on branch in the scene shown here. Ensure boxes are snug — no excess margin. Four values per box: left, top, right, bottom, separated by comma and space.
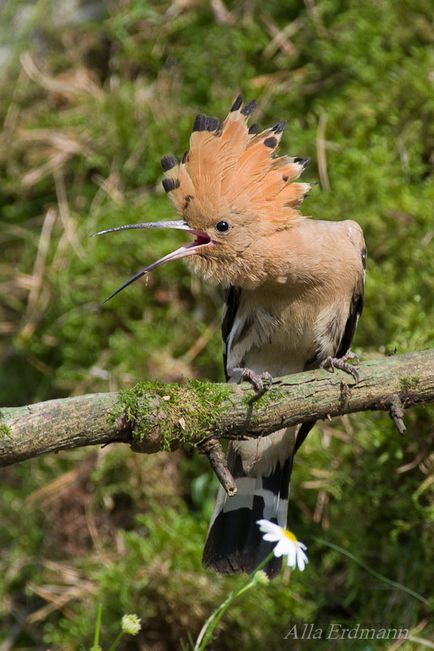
111, 379, 234, 451
0, 422, 13, 439
400, 376, 420, 392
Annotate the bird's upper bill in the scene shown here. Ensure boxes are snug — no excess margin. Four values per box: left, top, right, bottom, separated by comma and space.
94, 94, 311, 300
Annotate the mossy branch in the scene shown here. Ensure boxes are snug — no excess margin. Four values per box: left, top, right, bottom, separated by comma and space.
0, 350, 433, 471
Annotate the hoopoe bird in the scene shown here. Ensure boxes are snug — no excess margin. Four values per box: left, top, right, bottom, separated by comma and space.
96, 95, 366, 578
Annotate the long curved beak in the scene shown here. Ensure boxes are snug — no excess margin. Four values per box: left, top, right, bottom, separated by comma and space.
92, 220, 211, 303
92, 220, 193, 237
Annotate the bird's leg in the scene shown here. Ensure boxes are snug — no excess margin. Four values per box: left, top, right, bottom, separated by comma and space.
227, 367, 273, 402
320, 349, 360, 383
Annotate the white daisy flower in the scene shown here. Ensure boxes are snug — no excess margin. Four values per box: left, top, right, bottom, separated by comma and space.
257, 519, 308, 571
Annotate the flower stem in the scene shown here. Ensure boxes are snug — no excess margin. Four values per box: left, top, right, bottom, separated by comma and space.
107, 631, 125, 651
90, 604, 102, 651
314, 537, 429, 606
193, 552, 274, 651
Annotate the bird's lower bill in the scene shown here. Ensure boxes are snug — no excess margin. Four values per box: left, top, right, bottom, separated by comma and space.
93, 219, 213, 302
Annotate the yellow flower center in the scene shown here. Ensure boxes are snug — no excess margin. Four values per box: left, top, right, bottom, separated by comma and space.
283, 529, 297, 543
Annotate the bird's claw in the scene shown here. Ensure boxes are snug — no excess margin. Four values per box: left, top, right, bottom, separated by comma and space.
227, 367, 273, 402
320, 350, 360, 383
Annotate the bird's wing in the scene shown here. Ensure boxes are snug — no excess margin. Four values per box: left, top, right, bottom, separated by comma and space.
335, 246, 366, 359
222, 285, 242, 380
295, 243, 366, 454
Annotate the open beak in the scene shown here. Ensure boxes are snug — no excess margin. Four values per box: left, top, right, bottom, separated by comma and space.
92, 220, 211, 302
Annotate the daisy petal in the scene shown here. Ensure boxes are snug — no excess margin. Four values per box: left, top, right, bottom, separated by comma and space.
296, 548, 308, 571
262, 532, 280, 543
285, 545, 296, 568
273, 539, 287, 557
257, 520, 282, 536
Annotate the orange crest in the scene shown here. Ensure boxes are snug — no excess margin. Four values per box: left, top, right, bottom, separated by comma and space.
161, 95, 310, 227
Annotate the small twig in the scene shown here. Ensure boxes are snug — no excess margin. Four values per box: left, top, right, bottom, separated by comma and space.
210, 0, 235, 25
303, 0, 328, 37
182, 319, 219, 364
316, 112, 330, 192
339, 380, 351, 408
262, 14, 300, 59
388, 394, 407, 435
199, 438, 237, 496
19, 207, 57, 339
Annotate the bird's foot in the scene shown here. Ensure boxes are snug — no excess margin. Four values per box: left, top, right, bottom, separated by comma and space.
320, 350, 360, 383
227, 367, 273, 402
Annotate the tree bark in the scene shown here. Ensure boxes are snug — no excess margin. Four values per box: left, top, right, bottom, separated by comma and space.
1, 349, 433, 468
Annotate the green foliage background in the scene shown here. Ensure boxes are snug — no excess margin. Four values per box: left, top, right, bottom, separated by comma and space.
0, 0, 433, 648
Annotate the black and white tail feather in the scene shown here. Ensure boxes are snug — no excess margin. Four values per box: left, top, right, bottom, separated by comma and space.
202, 420, 314, 578
202, 443, 293, 578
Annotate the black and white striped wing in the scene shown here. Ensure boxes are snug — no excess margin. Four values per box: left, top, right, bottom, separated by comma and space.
222, 285, 242, 380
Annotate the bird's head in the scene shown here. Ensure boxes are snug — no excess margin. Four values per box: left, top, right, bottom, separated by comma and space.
95, 96, 311, 301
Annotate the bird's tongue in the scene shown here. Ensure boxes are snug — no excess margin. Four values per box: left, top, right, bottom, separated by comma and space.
193, 232, 211, 246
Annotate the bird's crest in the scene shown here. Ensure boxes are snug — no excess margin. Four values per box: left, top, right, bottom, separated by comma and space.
161, 95, 310, 225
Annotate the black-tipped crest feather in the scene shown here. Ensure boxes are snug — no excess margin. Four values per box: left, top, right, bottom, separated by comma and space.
264, 136, 277, 148
162, 177, 180, 193
160, 154, 177, 171
271, 120, 286, 134
230, 94, 243, 111
192, 114, 221, 133
241, 99, 256, 116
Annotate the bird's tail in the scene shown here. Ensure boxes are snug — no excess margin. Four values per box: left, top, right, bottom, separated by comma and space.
202, 442, 293, 579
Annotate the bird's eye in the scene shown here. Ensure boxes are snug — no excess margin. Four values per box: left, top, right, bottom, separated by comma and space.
215, 220, 230, 233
